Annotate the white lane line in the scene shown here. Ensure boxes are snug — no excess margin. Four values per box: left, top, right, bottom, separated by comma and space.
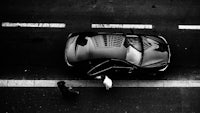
178, 25, 200, 30
1, 22, 66, 28
0, 80, 200, 87
91, 24, 153, 29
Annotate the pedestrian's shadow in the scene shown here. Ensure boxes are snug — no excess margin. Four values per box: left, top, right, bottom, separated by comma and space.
57, 81, 80, 102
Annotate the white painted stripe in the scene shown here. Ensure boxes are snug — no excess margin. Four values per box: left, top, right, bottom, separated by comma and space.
91, 24, 153, 29
0, 80, 200, 87
178, 25, 200, 30
1, 22, 66, 28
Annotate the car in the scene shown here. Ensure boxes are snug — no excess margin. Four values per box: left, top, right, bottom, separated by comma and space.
64, 32, 171, 78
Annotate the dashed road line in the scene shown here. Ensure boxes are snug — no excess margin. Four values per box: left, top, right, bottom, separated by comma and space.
1, 22, 66, 28
91, 24, 153, 29
0, 80, 200, 87
2, 22, 200, 30
178, 25, 200, 30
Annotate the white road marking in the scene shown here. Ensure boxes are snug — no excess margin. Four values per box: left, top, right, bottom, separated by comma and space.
2, 22, 200, 30
0, 80, 200, 87
91, 24, 153, 29
1, 22, 66, 28
178, 25, 200, 30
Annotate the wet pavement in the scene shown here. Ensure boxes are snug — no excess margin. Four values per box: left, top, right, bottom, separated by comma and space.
1, 0, 200, 113
0, 65, 200, 113
0, 87, 200, 113
1, 65, 200, 80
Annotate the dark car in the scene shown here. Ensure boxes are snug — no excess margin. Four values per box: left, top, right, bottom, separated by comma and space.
64, 32, 171, 78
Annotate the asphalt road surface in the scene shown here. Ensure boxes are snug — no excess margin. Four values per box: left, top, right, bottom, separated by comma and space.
1, 0, 200, 68
1, 0, 200, 113
0, 88, 200, 113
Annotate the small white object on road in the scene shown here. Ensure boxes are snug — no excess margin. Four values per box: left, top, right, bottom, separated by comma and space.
103, 76, 113, 90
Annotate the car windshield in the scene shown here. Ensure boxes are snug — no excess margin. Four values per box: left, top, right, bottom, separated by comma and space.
126, 37, 142, 52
